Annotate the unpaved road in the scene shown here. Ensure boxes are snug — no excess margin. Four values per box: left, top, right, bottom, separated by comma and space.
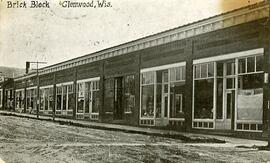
0, 115, 269, 163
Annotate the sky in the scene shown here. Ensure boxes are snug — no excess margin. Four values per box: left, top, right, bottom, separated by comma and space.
0, 0, 263, 69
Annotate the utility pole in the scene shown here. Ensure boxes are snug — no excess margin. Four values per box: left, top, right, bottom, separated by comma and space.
26, 61, 47, 119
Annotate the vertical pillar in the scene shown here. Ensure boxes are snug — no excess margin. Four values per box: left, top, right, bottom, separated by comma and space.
12, 80, 15, 112
261, 23, 270, 144
135, 53, 141, 126
265, 37, 270, 147
184, 39, 194, 132
24, 79, 27, 113
73, 68, 77, 119
99, 60, 105, 122
52, 73, 56, 121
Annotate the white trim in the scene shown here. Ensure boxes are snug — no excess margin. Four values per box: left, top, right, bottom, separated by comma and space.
77, 77, 100, 83
192, 66, 195, 128
169, 118, 185, 121
213, 62, 217, 129
140, 62, 186, 73
15, 88, 25, 92
56, 81, 74, 86
0, 89, 2, 107
39, 85, 53, 89
235, 129, 263, 133
236, 120, 262, 123
193, 119, 215, 122
193, 48, 264, 64
26, 86, 37, 90
140, 117, 155, 120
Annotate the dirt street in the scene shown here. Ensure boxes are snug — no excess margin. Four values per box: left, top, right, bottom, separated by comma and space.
0, 115, 270, 163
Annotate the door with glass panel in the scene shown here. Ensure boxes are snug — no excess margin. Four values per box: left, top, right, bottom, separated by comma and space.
215, 60, 235, 130
224, 61, 235, 130
114, 77, 124, 120
86, 81, 100, 120
155, 70, 169, 126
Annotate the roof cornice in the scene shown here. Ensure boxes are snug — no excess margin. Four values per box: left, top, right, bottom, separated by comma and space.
14, 2, 270, 81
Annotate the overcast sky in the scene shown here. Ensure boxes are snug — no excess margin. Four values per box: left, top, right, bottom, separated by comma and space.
0, 0, 263, 68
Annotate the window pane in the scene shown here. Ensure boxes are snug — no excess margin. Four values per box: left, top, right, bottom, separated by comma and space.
68, 84, 73, 93
63, 93, 67, 110
141, 85, 154, 118
170, 68, 176, 81
226, 61, 235, 76
77, 83, 85, 113
217, 62, 223, 77
226, 78, 235, 89
56, 94, 62, 111
238, 73, 263, 90
208, 63, 214, 77
195, 65, 200, 79
163, 71, 168, 83
156, 84, 162, 118
238, 58, 246, 74
68, 93, 74, 111
256, 55, 263, 72
142, 72, 155, 84
92, 91, 100, 113
216, 78, 223, 119
44, 89, 48, 110
247, 57, 255, 73
40, 90, 45, 110
201, 64, 207, 78
237, 73, 263, 121
124, 75, 135, 113
226, 91, 235, 119
194, 79, 214, 119
85, 91, 90, 113
156, 70, 163, 83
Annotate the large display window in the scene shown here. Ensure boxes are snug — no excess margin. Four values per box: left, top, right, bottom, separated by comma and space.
236, 55, 263, 131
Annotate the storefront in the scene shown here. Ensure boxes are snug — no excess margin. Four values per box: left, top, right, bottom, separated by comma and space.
140, 62, 186, 127
4, 88, 14, 110
26, 86, 37, 114
15, 89, 25, 112
56, 82, 74, 116
39, 85, 54, 115
104, 75, 135, 121
76, 77, 100, 120
192, 48, 264, 132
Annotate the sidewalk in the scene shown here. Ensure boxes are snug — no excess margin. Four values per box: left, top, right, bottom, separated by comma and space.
0, 110, 267, 147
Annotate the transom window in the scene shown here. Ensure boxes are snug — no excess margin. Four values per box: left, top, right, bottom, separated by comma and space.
194, 62, 214, 79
